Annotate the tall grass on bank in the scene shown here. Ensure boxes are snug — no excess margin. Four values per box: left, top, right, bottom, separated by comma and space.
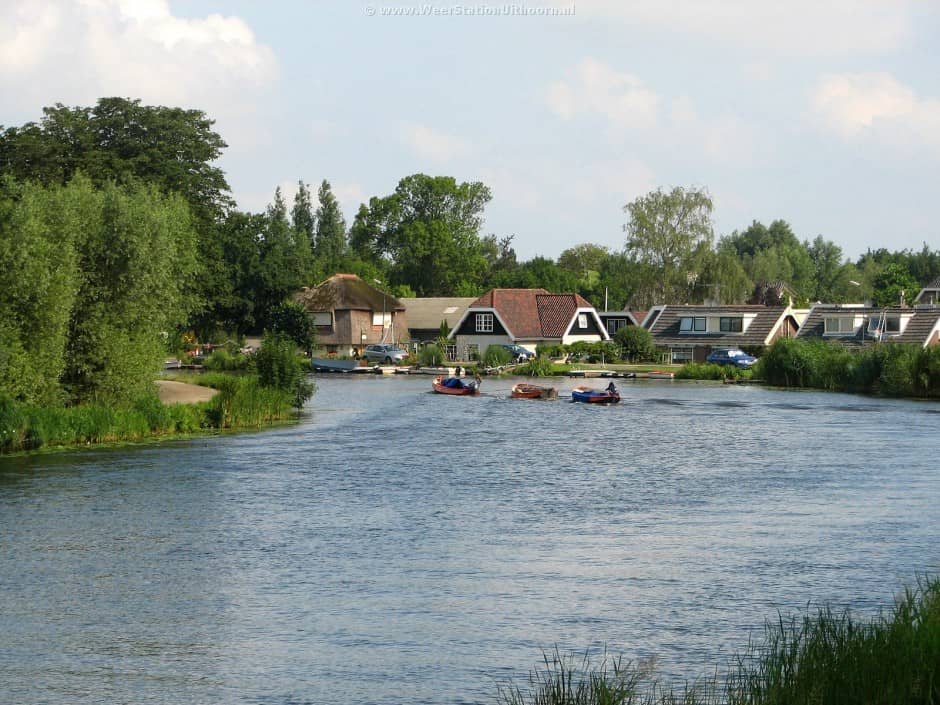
498, 577, 940, 705
759, 339, 940, 398
676, 363, 753, 381
0, 372, 306, 453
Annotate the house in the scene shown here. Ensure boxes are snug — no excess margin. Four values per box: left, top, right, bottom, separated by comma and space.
294, 274, 406, 357
914, 277, 940, 305
449, 288, 608, 360
646, 304, 799, 363
399, 297, 476, 347
796, 303, 940, 347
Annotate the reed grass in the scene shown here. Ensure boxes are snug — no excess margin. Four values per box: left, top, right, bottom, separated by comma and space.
676, 363, 752, 381
499, 577, 940, 705
0, 371, 302, 453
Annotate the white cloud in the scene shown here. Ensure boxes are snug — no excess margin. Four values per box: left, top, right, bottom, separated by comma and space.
0, 0, 277, 147
810, 72, 940, 154
401, 124, 471, 162
536, 0, 914, 56
546, 58, 660, 131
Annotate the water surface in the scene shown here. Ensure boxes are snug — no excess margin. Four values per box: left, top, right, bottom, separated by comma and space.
2, 376, 938, 704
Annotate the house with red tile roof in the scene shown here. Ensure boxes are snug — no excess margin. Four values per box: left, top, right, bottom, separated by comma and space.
449, 288, 608, 360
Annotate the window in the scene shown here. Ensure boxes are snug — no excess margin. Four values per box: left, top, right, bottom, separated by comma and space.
578, 313, 588, 329
372, 312, 391, 327
869, 316, 901, 334
680, 317, 706, 332
606, 318, 628, 334
312, 312, 332, 326
466, 343, 480, 360
475, 313, 493, 332
720, 317, 743, 332
824, 316, 854, 334
671, 347, 693, 362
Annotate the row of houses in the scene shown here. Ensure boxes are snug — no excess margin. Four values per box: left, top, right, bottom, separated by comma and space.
295, 274, 940, 362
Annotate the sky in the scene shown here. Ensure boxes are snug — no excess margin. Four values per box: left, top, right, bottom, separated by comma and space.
2, 0, 939, 262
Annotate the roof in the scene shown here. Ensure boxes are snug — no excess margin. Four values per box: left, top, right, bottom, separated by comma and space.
399, 297, 476, 331
294, 273, 404, 313
797, 304, 940, 346
463, 288, 600, 340
648, 305, 791, 347
914, 278, 940, 303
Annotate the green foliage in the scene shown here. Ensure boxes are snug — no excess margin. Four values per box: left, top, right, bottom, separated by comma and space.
677, 363, 752, 380
419, 343, 447, 366
253, 335, 314, 408
623, 186, 714, 306
268, 300, 316, 353
517, 357, 557, 377
497, 647, 641, 705
760, 339, 937, 397
536, 344, 568, 360
496, 577, 940, 705
64, 179, 200, 405
569, 341, 619, 364
483, 344, 512, 367
349, 174, 492, 296
314, 179, 348, 274
872, 262, 920, 307
202, 349, 252, 372
614, 326, 655, 362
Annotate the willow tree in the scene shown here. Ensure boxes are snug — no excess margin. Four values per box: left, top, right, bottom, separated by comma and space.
623, 186, 714, 305
65, 180, 200, 405
0, 178, 81, 404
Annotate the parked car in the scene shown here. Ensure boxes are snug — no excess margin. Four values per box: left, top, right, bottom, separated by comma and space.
362, 343, 410, 364
706, 348, 758, 369
501, 343, 536, 363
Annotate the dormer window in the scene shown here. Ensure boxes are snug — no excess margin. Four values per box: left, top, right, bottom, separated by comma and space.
475, 313, 493, 332
679, 317, 706, 333
577, 313, 588, 329
824, 316, 855, 335
720, 317, 743, 332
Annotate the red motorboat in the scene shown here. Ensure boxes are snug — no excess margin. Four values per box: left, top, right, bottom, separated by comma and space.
432, 375, 481, 395
511, 383, 557, 400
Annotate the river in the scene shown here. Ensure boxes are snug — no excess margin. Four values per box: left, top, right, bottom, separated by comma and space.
1, 375, 938, 704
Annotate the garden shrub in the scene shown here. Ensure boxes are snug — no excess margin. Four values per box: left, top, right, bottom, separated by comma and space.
483, 344, 512, 367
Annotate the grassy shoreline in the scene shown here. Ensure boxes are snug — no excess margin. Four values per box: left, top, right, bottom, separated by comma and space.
0, 373, 303, 456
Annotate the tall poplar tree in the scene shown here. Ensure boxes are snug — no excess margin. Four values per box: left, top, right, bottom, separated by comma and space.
314, 179, 347, 276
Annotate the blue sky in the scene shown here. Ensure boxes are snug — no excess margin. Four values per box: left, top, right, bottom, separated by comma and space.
2, 1, 939, 261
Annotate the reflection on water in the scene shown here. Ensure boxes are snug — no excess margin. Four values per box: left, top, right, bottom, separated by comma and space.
1, 376, 938, 704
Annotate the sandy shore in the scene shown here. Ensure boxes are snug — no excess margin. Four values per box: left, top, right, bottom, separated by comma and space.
155, 380, 218, 405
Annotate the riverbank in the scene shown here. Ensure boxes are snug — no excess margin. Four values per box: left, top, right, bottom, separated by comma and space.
0, 373, 301, 455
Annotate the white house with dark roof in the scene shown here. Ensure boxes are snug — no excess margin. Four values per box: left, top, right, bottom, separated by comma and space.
646, 304, 800, 363
796, 303, 940, 348
449, 288, 608, 360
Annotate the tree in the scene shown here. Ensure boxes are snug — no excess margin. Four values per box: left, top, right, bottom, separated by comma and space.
314, 179, 347, 276
807, 235, 848, 303
65, 180, 200, 405
871, 263, 919, 308
558, 243, 610, 303
0, 97, 231, 223
615, 326, 656, 362
623, 186, 714, 304
349, 174, 492, 296
291, 180, 316, 254
0, 177, 81, 404
253, 187, 314, 331
0, 98, 235, 337
268, 301, 316, 354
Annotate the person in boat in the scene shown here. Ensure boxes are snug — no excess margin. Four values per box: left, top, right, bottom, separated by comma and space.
606, 381, 617, 395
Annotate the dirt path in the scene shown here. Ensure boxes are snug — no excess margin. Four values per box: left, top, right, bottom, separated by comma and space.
154, 380, 218, 405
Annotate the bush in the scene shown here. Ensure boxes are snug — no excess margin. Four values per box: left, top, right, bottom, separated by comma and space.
419, 343, 447, 367
203, 349, 252, 372
516, 357, 557, 377
483, 344, 512, 367
254, 334, 314, 408
677, 363, 751, 380
615, 326, 656, 362
536, 343, 567, 360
